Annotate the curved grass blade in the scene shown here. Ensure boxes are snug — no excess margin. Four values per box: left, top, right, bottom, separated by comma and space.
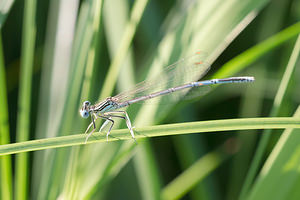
0, 117, 299, 156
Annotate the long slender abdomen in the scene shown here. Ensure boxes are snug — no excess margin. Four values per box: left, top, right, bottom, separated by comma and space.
118, 76, 254, 107
198, 77, 255, 85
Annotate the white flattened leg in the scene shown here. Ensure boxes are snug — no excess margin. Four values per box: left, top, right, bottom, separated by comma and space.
99, 118, 111, 132
96, 114, 115, 141
85, 128, 95, 144
103, 117, 114, 141
85, 114, 97, 144
85, 121, 94, 133
104, 111, 136, 141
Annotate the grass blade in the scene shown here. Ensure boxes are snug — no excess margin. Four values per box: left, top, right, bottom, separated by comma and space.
247, 106, 300, 199
0, 33, 12, 200
39, 1, 95, 198
0, 0, 14, 28
63, 0, 103, 198
134, 140, 162, 200
213, 21, 300, 78
73, 0, 150, 198
133, 0, 269, 199
34, 1, 80, 198
14, 0, 36, 199
0, 117, 299, 156
99, 0, 149, 99
226, 0, 290, 197
161, 139, 234, 200
239, 34, 300, 199
173, 135, 218, 200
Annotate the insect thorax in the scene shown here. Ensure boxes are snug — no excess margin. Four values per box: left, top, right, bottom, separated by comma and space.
93, 97, 120, 113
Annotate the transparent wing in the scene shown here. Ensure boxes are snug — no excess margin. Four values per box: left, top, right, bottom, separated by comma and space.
149, 83, 212, 104
113, 52, 211, 104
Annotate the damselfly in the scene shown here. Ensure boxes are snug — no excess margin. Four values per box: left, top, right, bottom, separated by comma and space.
80, 52, 254, 143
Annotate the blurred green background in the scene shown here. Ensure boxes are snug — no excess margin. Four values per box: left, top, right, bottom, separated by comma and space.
0, 0, 300, 199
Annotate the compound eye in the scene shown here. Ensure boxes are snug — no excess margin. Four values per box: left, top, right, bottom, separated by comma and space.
80, 109, 89, 118
83, 101, 91, 106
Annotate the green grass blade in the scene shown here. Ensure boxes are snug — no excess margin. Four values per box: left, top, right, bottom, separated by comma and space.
14, 0, 37, 199
173, 135, 218, 200
66, 0, 142, 197
247, 106, 300, 200
63, 0, 103, 198
133, 0, 269, 199
2, 1, 299, 199
34, 1, 80, 198
99, 0, 148, 99
0, 33, 12, 200
134, 140, 162, 200
213, 21, 300, 79
83, 143, 136, 199
103, 0, 136, 91
72, 0, 149, 198
59, 2, 96, 136
0, 0, 14, 29
40, 1, 96, 198
226, 72, 262, 200
0, 117, 299, 156
239, 34, 300, 200
31, 1, 73, 198
227, 1, 290, 197
161, 140, 233, 200
69, 1, 264, 198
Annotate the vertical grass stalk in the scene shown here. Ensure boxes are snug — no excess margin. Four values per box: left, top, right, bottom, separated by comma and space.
0, 33, 13, 200
15, 0, 37, 199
